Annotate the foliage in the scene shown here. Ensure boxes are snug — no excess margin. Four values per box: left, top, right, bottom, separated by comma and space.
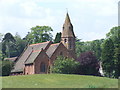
1, 33, 27, 58
76, 39, 104, 60
24, 26, 53, 44
101, 26, 120, 78
101, 38, 115, 78
0, 33, 3, 42
2, 33, 16, 58
54, 32, 61, 43
77, 51, 100, 76
2, 74, 118, 88
114, 44, 120, 78
0, 50, 3, 60
14, 33, 27, 56
0, 60, 14, 76
52, 56, 80, 74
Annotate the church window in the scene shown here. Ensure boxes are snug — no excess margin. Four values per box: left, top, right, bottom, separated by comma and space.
69, 26, 71, 29
40, 62, 46, 72
63, 27, 64, 30
64, 39, 67, 43
60, 52, 63, 56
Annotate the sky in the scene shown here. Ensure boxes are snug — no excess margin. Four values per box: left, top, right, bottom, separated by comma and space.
0, 0, 119, 41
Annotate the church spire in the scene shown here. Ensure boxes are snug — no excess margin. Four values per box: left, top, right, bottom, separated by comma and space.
61, 12, 75, 38
61, 12, 76, 59
65, 12, 71, 24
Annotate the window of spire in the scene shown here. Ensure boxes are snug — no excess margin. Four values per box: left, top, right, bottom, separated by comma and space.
64, 39, 67, 43
63, 27, 64, 30
69, 26, 71, 29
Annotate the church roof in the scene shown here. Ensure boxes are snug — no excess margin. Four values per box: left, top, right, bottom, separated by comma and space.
24, 50, 42, 64
11, 41, 51, 73
46, 43, 60, 58
61, 12, 75, 38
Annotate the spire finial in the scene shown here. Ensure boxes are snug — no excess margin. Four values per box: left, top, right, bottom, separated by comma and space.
64, 9, 71, 24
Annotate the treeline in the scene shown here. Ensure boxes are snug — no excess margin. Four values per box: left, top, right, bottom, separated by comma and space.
0, 26, 119, 78
76, 26, 120, 78
0, 26, 61, 59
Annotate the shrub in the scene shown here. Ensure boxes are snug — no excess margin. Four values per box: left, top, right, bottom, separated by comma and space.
0, 60, 14, 76
51, 56, 80, 74
77, 51, 100, 76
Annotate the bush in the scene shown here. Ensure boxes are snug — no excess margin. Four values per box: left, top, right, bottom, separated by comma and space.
77, 51, 100, 76
51, 56, 80, 74
0, 60, 14, 76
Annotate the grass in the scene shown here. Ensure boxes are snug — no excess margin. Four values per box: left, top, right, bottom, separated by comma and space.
1, 74, 118, 88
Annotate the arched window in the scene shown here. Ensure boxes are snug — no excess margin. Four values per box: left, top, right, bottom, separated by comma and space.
63, 27, 64, 30
64, 39, 67, 43
60, 52, 63, 56
40, 62, 46, 72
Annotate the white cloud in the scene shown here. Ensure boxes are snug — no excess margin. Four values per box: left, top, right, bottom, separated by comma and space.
0, 0, 118, 41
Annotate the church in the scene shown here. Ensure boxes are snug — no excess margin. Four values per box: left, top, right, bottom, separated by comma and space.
11, 12, 76, 75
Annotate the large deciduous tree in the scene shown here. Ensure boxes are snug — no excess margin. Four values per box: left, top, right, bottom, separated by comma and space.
24, 26, 53, 44
101, 26, 120, 78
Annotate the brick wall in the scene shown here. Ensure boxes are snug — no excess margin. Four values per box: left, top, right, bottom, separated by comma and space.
34, 51, 49, 74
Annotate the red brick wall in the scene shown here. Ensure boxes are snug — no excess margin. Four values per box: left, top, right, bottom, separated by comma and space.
50, 43, 73, 66
34, 50, 49, 74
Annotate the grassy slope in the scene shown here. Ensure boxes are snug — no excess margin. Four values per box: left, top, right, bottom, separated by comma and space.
2, 74, 118, 88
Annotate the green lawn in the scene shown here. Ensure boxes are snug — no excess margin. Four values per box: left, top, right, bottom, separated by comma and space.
1, 74, 118, 88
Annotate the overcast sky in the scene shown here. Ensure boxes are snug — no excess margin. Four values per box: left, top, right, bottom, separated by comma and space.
0, 0, 119, 41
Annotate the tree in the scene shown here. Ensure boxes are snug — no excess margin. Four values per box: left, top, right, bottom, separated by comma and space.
14, 33, 27, 56
77, 51, 100, 76
52, 56, 80, 74
114, 44, 120, 78
2, 33, 16, 58
54, 32, 61, 43
101, 38, 115, 78
0, 60, 14, 76
75, 39, 104, 60
75, 40, 85, 57
24, 26, 53, 44
0, 33, 3, 42
0, 50, 2, 60
101, 26, 120, 78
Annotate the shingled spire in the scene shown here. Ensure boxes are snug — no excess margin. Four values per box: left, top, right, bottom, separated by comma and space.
61, 12, 75, 38
65, 12, 71, 24
61, 12, 76, 59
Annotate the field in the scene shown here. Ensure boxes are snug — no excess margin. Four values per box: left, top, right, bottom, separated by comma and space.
1, 74, 118, 88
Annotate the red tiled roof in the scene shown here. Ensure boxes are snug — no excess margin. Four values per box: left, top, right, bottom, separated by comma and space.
11, 41, 51, 73
29, 41, 50, 46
